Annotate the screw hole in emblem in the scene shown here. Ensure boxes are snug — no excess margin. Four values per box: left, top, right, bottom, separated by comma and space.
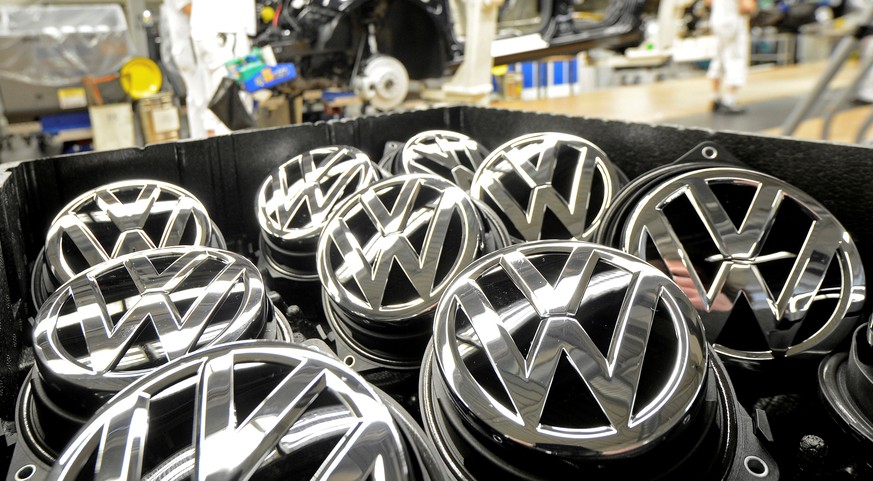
701, 146, 718, 159
15, 465, 36, 481
744, 456, 769, 477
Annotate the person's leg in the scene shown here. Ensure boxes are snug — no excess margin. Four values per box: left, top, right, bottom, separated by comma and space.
723, 85, 740, 108
707, 46, 725, 110
191, 34, 235, 136
718, 19, 749, 113
857, 37, 873, 103
180, 69, 207, 139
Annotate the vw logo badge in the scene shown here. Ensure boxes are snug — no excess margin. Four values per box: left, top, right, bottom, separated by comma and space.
16, 247, 293, 472
47, 342, 444, 481
429, 241, 707, 457
33, 246, 284, 397
257, 146, 380, 281
617, 167, 865, 362
398, 130, 487, 190
317, 174, 485, 366
470, 132, 623, 242
34, 180, 225, 306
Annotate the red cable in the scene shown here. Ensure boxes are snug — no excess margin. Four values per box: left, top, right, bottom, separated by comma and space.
273, 3, 282, 28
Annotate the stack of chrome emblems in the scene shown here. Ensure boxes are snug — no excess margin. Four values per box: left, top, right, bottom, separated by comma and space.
256, 140, 512, 381
254, 132, 790, 479
15, 247, 295, 478
310, 131, 625, 376
14, 178, 439, 481
390, 133, 864, 479
14, 181, 292, 480
11, 131, 869, 481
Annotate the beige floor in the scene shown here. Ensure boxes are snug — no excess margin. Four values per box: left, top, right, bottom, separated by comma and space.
493, 60, 872, 144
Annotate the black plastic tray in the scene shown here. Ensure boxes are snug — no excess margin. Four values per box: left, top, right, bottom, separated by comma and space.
2, 106, 872, 477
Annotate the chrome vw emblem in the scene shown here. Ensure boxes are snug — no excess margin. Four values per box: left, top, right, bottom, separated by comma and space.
50, 343, 415, 481
433, 241, 707, 456
318, 174, 482, 321
257, 146, 379, 242
619, 167, 865, 361
34, 247, 269, 393
44, 180, 221, 285
399, 130, 487, 190
470, 132, 622, 242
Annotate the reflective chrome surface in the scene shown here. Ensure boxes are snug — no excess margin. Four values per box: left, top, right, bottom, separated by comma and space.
257, 146, 379, 245
399, 130, 487, 190
318, 174, 484, 322
49, 342, 433, 481
43, 180, 223, 287
257, 146, 380, 280
432, 241, 708, 457
470, 132, 622, 242
619, 167, 866, 362
33, 247, 272, 394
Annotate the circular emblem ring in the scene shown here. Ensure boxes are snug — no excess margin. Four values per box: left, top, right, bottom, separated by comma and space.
318, 174, 484, 322
44, 180, 221, 286
256, 146, 380, 280
619, 167, 865, 361
433, 240, 708, 457
257, 145, 379, 243
470, 132, 622, 242
33, 247, 271, 395
399, 130, 487, 190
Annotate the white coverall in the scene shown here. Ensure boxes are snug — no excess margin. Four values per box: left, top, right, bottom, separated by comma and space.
707, 0, 750, 90
189, 0, 256, 135
161, 0, 209, 139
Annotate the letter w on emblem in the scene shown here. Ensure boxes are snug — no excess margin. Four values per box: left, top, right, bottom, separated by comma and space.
71, 252, 246, 373
640, 180, 845, 350
270, 149, 367, 228
480, 139, 601, 241
455, 248, 670, 432
409, 135, 478, 189
328, 179, 462, 307
54, 184, 196, 267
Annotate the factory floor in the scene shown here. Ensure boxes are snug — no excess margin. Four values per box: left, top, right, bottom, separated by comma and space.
493, 60, 871, 145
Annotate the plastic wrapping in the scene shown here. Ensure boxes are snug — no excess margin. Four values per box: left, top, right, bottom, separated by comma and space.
0, 5, 134, 87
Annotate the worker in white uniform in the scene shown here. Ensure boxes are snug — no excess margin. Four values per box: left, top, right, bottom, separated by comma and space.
160, 0, 209, 139
189, 0, 256, 136
707, 0, 755, 114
